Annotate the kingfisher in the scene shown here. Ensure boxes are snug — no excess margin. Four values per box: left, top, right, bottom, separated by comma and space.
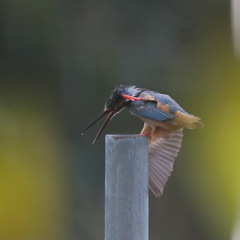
82, 84, 203, 197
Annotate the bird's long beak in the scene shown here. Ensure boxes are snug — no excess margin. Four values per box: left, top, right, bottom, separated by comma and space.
81, 109, 116, 144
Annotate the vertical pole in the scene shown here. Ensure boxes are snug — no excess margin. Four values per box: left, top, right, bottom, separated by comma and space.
105, 134, 149, 240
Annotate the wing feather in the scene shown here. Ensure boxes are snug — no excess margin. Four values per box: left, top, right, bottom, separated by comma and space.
149, 129, 183, 197
128, 91, 187, 123
142, 91, 187, 113
149, 162, 167, 186
128, 100, 174, 122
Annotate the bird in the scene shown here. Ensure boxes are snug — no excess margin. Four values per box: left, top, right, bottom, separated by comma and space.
82, 84, 203, 197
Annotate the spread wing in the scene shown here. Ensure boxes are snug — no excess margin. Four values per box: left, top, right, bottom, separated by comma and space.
127, 90, 187, 196
148, 128, 183, 197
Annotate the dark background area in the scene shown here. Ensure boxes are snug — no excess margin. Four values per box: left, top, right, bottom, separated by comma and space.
0, 1, 239, 239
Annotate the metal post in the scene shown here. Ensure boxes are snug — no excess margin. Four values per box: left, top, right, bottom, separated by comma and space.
105, 134, 149, 240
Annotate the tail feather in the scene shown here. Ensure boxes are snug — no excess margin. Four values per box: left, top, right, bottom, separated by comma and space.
174, 110, 204, 129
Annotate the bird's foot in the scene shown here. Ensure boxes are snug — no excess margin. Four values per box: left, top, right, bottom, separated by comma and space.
121, 94, 141, 101
142, 131, 151, 139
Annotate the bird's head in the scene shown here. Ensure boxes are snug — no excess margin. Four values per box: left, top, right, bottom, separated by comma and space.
82, 84, 141, 143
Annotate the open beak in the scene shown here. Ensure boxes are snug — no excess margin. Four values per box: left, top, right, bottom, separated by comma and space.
82, 109, 116, 144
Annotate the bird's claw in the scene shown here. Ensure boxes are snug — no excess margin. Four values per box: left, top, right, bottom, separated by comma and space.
142, 132, 151, 139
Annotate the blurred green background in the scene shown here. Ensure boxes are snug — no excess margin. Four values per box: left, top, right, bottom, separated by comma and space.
0, 0, 239, 239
